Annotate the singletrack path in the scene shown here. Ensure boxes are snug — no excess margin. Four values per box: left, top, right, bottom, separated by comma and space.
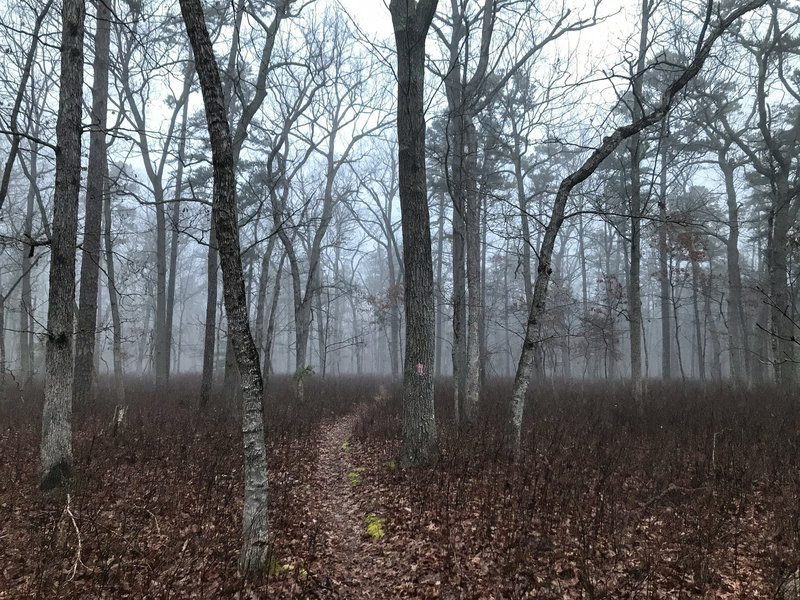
305, 395, 392, 597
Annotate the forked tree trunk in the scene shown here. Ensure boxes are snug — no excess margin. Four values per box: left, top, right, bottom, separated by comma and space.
179, 0, 270, 574
41, 0, 85, 490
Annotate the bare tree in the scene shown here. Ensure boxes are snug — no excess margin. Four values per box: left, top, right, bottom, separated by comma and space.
0, 0, 54, 213
74, 0, 112, 405
40, 0, 85, 490
504, 0, 767, 460
179, 0, 270, 574
626, 0, 651, 404
432, 0, 598, 424
104, 167, 125, 404
389, 0, 440, 467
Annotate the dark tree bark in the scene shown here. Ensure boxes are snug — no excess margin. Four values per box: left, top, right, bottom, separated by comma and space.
74, 0, 111, 406
434, 192, 445, 377
40, 0, 85, 490
180, 0, 270, 574
390, 0, 440, 467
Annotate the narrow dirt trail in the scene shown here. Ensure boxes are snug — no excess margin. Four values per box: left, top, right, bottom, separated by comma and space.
306, 399, 390, 597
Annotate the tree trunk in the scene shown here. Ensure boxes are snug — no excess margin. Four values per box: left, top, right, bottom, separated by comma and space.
658, 125, 672, 380
434, 192, 445, 377
719, 156, 749, 383
73, 0, 111, 407
390, 0, 440, 467
627, 0, 649, 405
103, 168, 125, 404
768, 175, 796, 387
138, 288, 152, 373
223, 335, 241, 410
314, 271, 327, 376
19, 147, 38, 389
671, 259, 687, 380
154, 181, 168, 389
387, 245, 401, 379
464, 120, 481, 423
180, 0, 270, 574
166, 80, 190, 380
502, 0, 764, 459
253, 235, 276, 354
691, 258, 705, 380
41, 0, 85, 490
451, 170, 466, 422
263, 253, 284, 382
200, 223, 218, 408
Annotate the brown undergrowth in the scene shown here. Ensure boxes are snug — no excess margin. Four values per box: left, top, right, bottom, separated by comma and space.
1, 376, 799, 598
349, 379, 800, 598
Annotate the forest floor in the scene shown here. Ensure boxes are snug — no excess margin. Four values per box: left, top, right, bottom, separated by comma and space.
1, 376, 799, 599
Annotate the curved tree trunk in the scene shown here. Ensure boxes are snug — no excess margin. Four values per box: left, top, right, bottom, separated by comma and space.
179, 0, 270, 574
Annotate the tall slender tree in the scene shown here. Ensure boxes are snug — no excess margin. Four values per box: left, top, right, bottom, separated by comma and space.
74, 0, 112, 406
179, 0, 270, 574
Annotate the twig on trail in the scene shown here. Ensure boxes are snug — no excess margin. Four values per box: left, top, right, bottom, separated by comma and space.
63, 494, 85, 581
147, 508, 161, 534
638, 483, 708, 511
